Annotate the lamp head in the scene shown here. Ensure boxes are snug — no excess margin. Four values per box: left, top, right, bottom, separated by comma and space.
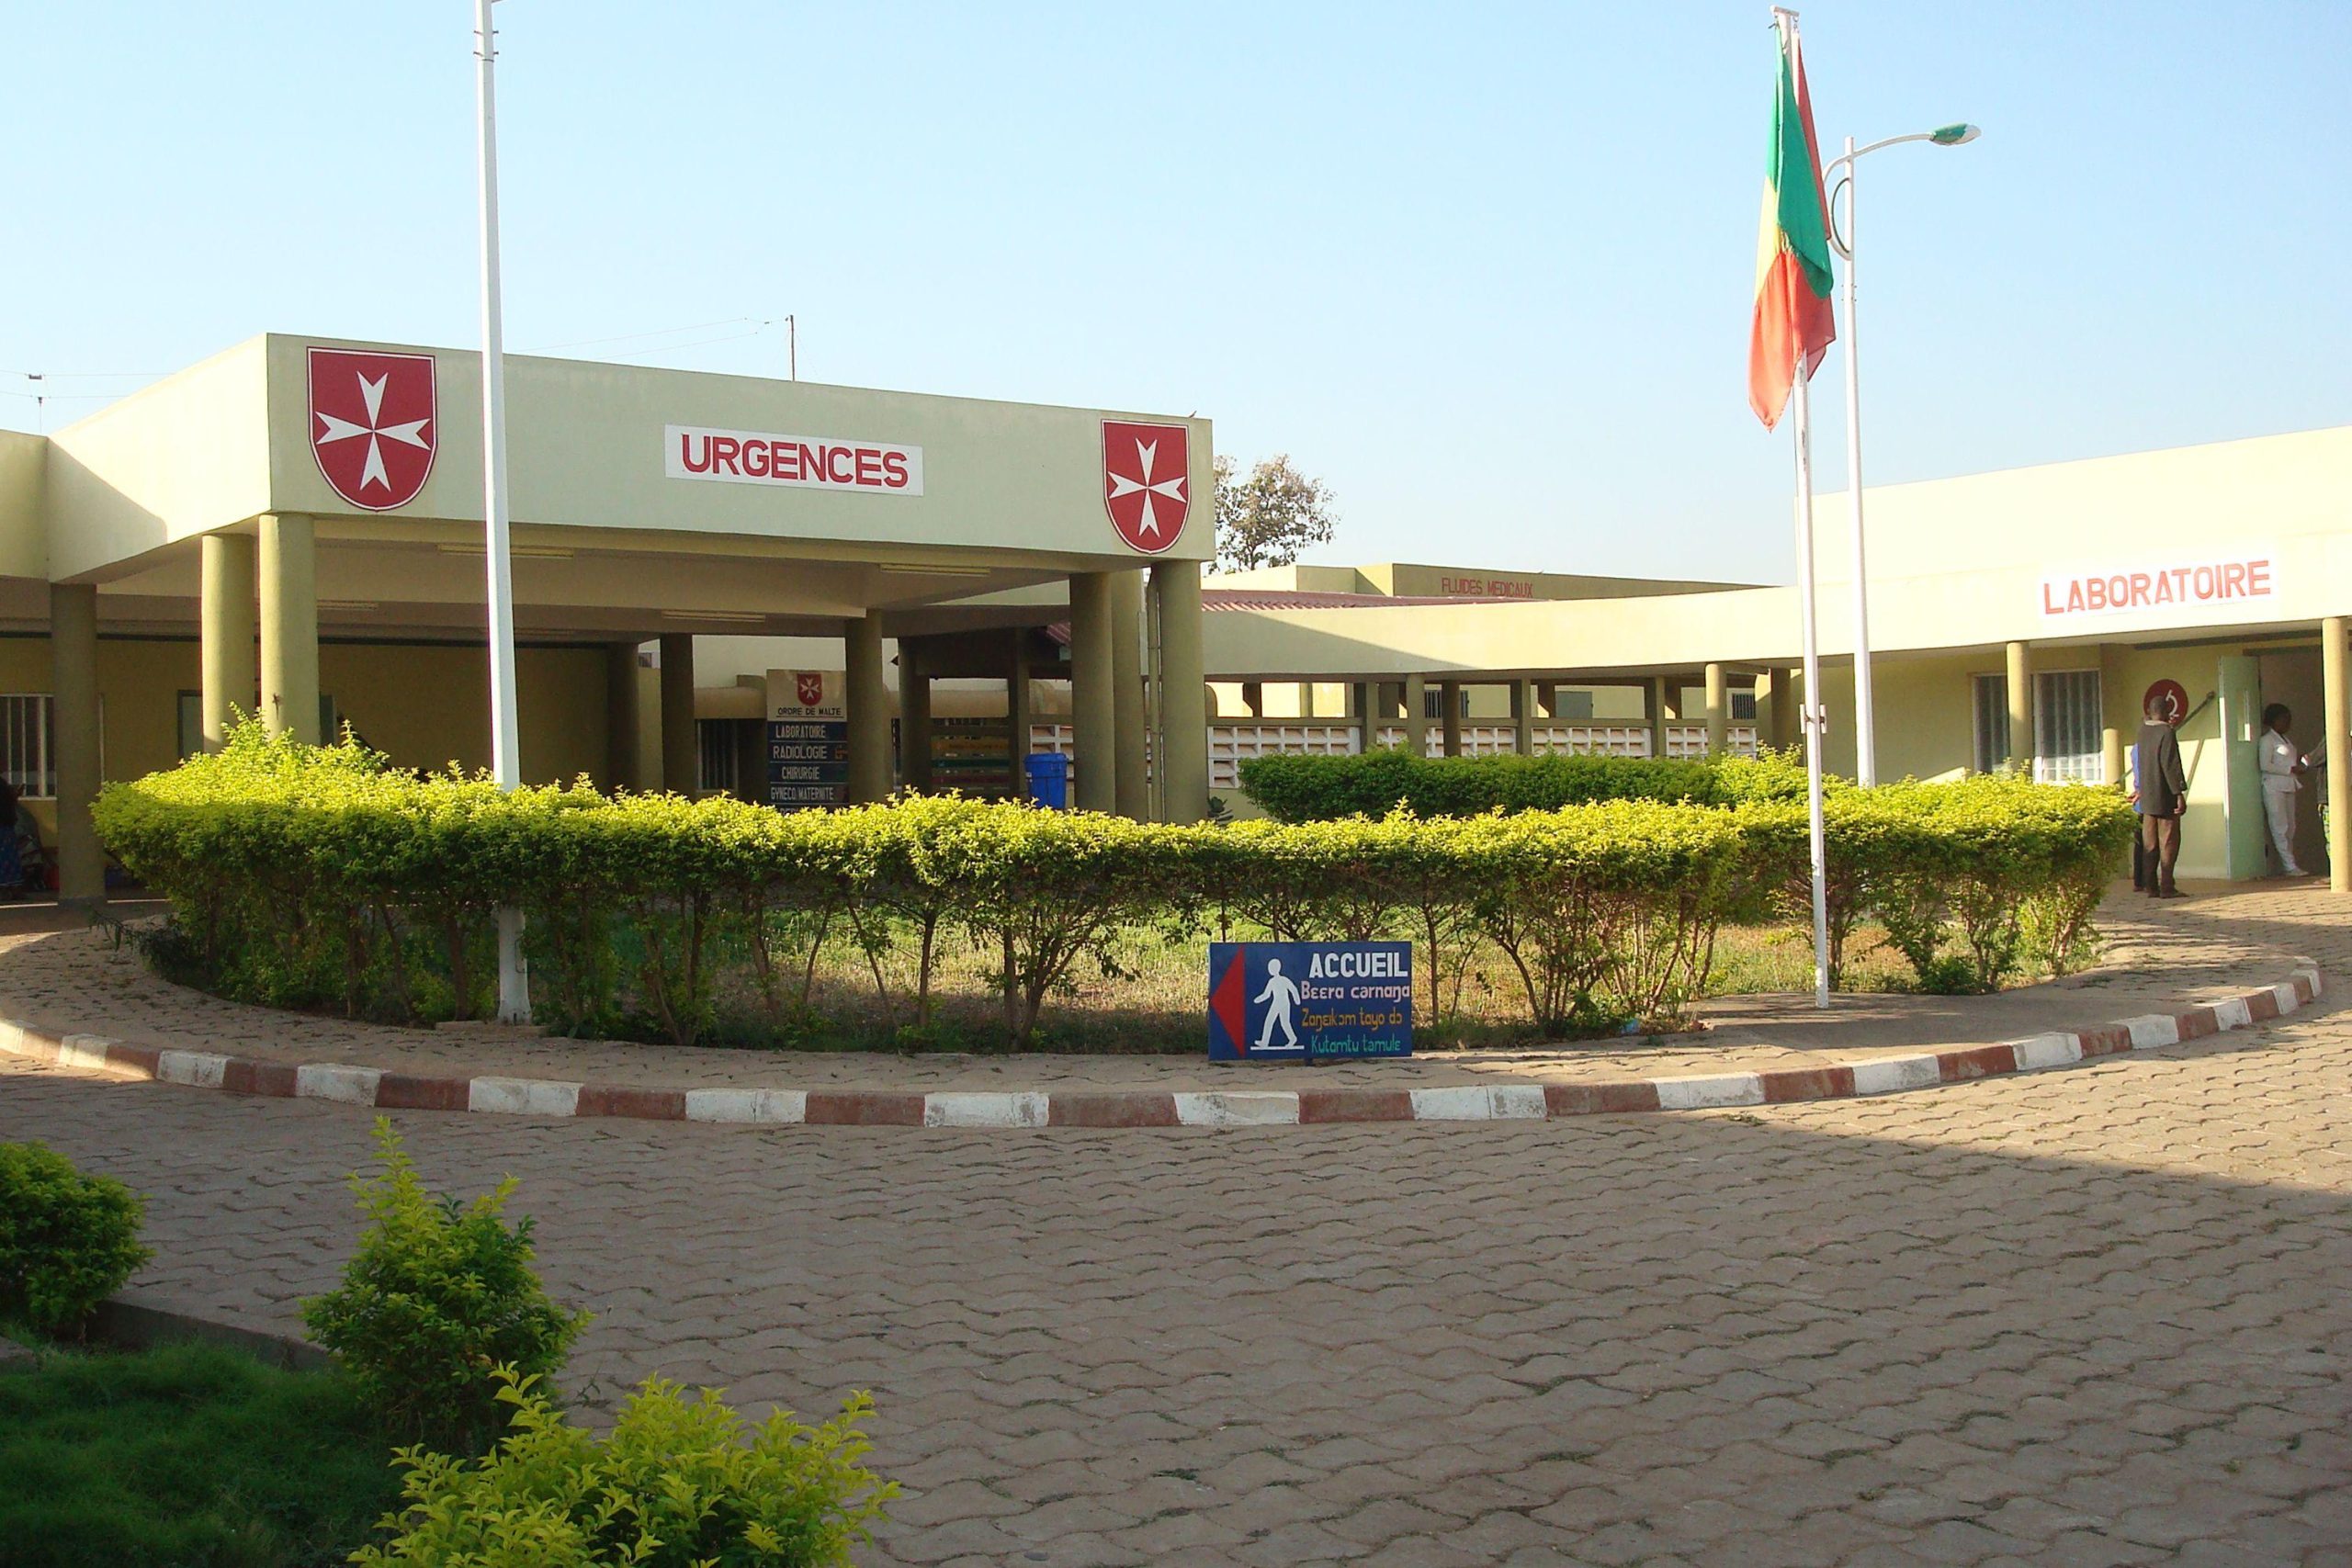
1929, 122, 1982, 146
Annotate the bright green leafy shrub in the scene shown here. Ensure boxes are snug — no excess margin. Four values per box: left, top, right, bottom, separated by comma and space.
302, 1120, 588, 1454
97, 721, 2136, 1043
352, 1370, 894, 1568
0, 1142, 150, 1337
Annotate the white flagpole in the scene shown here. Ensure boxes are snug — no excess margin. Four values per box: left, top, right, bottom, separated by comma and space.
476, 0, 528, 1023
1777, 7, 1832, 1010
1792, 357, 1832, 1010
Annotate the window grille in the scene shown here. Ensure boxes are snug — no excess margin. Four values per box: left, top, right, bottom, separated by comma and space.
696, 719, 739, 795
0, 695, 56, 798
2034, 670, 2104, 784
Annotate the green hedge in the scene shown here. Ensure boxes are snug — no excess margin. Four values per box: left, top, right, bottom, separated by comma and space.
94, 725, 2133, 1046
0, 1143, 151, 1337
1238, 748, 1815, 821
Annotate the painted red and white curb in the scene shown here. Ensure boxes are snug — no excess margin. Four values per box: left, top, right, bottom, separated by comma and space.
0, 962, 2322, 1131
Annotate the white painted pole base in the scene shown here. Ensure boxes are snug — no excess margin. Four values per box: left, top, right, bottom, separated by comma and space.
495, 906, 529, 1024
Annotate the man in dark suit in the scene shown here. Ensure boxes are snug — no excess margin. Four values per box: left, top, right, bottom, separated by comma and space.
2136, 692, 2189, 898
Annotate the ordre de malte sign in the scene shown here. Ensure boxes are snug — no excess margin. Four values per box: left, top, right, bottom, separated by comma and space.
309, 347, 437, 511
1102, 421, 1190, 554
1207, 942, 1413, 1063
765, 669, 849, 810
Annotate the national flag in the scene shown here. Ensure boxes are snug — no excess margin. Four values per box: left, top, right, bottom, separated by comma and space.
1747, 18, 1838, 429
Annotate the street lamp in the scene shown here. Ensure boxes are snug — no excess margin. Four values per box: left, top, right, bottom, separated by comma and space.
1825, 121, 1980, 788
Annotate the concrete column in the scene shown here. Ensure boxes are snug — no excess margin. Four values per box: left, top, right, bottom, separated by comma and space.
1111, 570, 1147, 818
199, 533, 256, 752
257, 513, 320, 744
1401, 673, 1429, 758
659, 633, 696, 795
51, 583, 102, 907
1007, 631, 1035, 800
2006, 639, 2034, 774
1763, 668, 1799, 752
2324, 615, 2349, 895
845, 615, 891, 804
1703, 662, 1729, 757
2098, 641, 2130, 790
1511, 679, 1535, 756
1439, 681, 1463, 756
1068, 572, 1116, 813
1349, 681, 1374, 752
1150, 558, 1210, 822
898, 640, 933, 792
605, 642, 642, 792
1298, 682, 1317, 719
1645, 677, 1669, 760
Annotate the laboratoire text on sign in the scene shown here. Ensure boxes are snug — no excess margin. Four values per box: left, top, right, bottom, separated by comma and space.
667, 424, 924, 495
2040, 553, 2274, 622
1207, 942, 1413, 1063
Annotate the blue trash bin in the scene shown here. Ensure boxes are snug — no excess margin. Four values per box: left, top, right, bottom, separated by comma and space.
1023, 751, 1070, 808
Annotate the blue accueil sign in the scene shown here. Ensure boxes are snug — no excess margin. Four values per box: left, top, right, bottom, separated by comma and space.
1207, 942, 1413, 1063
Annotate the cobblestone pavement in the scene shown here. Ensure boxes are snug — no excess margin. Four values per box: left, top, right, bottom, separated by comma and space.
0, 882, 2309, 1091
1, 883, 2347, 1565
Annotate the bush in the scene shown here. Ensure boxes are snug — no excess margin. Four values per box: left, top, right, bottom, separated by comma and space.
97, 722, 2137, 1044
353, 1370, 894, 1568
302, 1120, 588, 1454
1238, 749, 1762, 822
0, 1142, 150, 1337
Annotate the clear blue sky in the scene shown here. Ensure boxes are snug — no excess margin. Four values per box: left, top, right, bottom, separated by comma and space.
4, 2, 2346, 584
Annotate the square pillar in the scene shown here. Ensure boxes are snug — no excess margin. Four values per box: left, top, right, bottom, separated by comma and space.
1439, 681, 1463, 757
199, 532, 256, 751
1401, 673, 1429, 758
1111, 570, 1148, 818
51, 583, 102, 907
1068, 572, 1117, 813
605, 641, 643, 792
1149, 558, 1209, 822
1510, 679, 1535, 756
1349, 681, 1374, 752
2006, 640, 2034, 774
258, 513, 320, 743
2324, 615, 2348, 895
845, 615, 891, 804
1007, 630, 1035, 800
1645, 677, 1668, 760
659, 633, 696, 795
1703, 662, 1729, 757
899, 639, 933, 793
2098, 642, 2130, 790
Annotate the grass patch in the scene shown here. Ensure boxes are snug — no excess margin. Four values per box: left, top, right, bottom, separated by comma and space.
0, 1338, 398, 1568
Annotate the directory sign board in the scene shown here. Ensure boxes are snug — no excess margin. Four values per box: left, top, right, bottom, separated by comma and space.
1206, 942, 1413, 1063
765, 669, 848, 810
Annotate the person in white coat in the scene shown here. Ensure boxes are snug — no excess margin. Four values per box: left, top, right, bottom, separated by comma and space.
2258, 703, 2306, 876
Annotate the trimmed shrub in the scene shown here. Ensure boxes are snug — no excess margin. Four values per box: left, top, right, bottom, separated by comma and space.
0, 1142, 150, 1337
353, 1370, 894, 1568
302, 1120, 588, 1453
1237, 747, 1815, 822
97, 721, 2136, 1043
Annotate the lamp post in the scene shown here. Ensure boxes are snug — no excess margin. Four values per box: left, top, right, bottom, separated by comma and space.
1825, 121, 1979, 788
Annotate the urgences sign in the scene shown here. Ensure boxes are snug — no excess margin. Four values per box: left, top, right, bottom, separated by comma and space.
666, 423, 924, 495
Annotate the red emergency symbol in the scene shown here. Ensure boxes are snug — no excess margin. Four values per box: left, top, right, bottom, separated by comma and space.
308, 347, 437, 511
1102, 421, 1190, 555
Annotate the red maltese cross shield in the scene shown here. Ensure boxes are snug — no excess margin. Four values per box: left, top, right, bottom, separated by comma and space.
307, 347, 437, 511
1102, 421, 1190, 555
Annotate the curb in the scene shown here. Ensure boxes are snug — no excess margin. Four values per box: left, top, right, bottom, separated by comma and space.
1, 961, 2323, 1132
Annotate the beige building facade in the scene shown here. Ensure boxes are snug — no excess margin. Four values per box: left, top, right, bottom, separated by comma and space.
0, 333, 1218, 901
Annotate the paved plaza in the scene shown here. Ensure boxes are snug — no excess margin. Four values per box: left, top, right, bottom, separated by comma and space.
0, 883, 2347, 1565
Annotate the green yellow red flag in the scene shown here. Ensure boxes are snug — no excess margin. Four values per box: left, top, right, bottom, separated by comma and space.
1748, 18, 1837, 429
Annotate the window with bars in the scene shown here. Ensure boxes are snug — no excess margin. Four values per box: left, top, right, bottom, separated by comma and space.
696, 719, 739, 795
2034, 670, 2104, 784
1973, 671, 2105, 782
0, 695, 56, 798
1973, 674, 2010, 774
